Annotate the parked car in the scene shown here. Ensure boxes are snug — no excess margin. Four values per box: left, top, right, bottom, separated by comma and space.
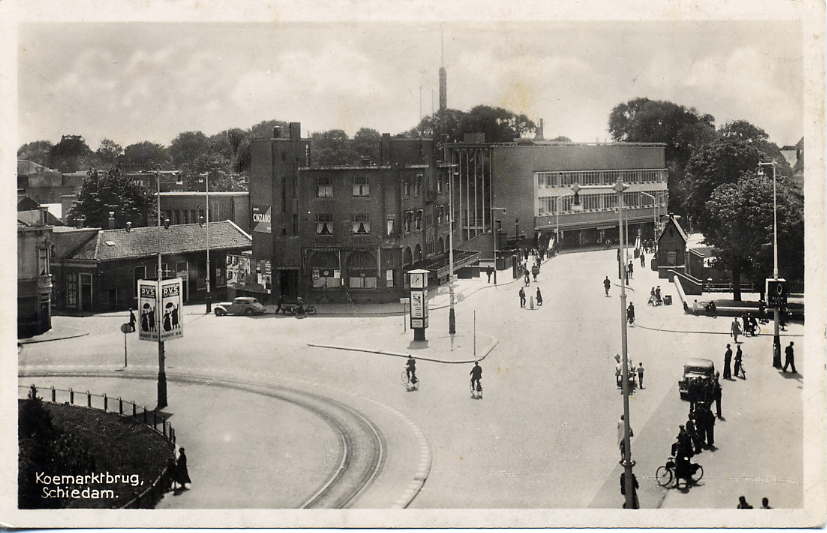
678, 357, 715, 399
214, 297, 266, 316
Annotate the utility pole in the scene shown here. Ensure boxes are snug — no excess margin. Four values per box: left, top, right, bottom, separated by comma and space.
759, 161, 782, 367
446, 138, 456, 335
155, 169, 167, 410
205, 172, 212, 313
616, 178, 635, 509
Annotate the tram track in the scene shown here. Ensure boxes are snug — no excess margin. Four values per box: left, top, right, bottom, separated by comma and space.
18, 367, 386, 509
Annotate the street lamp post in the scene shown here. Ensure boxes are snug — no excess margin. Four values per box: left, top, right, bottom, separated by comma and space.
640, 191, 658, 251
758, 161, 782, 367
445, 140, 456, 336
155, 169, 167, 410
491, 207, 507, 284
204, 172, 212, 314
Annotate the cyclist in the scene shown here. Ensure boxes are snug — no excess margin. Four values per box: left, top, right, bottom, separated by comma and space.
470, 361, 482, 394
604, 276, 611, 297
405, 355, 417, 386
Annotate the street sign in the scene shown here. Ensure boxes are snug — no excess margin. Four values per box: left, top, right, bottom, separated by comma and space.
120, 323, 132, 334
765, 278, 787, 309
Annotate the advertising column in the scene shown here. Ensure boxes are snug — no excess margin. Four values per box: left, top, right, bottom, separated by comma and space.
137, 278, 184, 342
408, 269, 429, 342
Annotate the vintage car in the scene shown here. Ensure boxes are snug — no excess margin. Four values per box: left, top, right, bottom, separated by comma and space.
213, 297, 267, 317
678, 357, 715, 399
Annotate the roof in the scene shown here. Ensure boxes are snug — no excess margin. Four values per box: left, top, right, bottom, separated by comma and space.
17, 209, 62, 227
659, 215, 688, 243
67, 220, 252, 262
159, 191, 248, 197
684, 358, 714, 368
18, 160, 60, 176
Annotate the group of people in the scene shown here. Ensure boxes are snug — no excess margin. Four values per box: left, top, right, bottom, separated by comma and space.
614, 354, 644, 391
404, 356, 484, 399
518, 286, 543, 308
648, 286, 663, 307
737, 495, 773, 509
722, 343, 747, 380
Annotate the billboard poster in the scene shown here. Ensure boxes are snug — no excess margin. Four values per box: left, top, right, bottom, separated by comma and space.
137, 280, 158, 342
410, 290, 427, 319
252, 205, 272, 233
160, 278, 183, 341
226, 254, 251, 289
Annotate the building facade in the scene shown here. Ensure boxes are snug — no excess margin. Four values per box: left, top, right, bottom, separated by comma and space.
50, 221, 252, 313
448, 141, 669, 255
248, 123, 458, 303
159, 191, 251, 232
17, 207, 53, 337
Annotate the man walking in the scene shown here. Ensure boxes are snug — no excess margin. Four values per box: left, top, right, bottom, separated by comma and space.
723, 344, 733, 380
640, 250, 645, 268
617, 414, 633, 459
637, 362, 645, 389
712, 373, 723, 418
604, 276, 611, 297
518, 287, 526, 308
627, 260, 634, 280
730, 317, 742, 344
701, 402, 715, 448
486, 265, 493, 283
783, 341, 797, 373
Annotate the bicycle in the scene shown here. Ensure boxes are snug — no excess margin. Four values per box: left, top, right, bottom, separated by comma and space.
655, 456, 703, 488
401, 369, 419, 392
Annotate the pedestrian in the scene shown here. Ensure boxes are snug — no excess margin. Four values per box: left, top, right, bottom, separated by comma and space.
783, 341, 797, 373
518, 287, 526, 308
687, 377, 701, 412
701, 402, 715, 448
176, 447, 192, 490
531, 263, 539, 282
712, 373, 723, 418
536, 287, 543, 306
655, 286, 662, 302
166, 455, 179, 491
486, 265, 492, 283
615, 362, 623, 388
734, 345, 744, 379
128, 307, 136, 332
617, 414, 633, 458
737, 496, 753, 509
620, 471, 640, 509
628, 260, 634, 279
524, 269, 530, 286
604, 276, 611, 297
686, 414, 703, 454
637, 362, 644, 389
470, 360, 483, 396
275, 293, 284, 315
640, 250, 645, 268
761, 497, 772, 509
723, 344, 733, 380
730, 317, 741, 344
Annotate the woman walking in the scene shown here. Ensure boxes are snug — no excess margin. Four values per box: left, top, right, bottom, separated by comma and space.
176, 447, 192, 490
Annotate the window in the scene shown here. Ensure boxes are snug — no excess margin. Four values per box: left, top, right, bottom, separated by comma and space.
667, 251, 678, 266
402, 178, 410, 197
316, 214, 334, 235
414, 174, 423, 196
386, 215, 396, 236
317, 176, 333, 197
436, 173, 443, 193
66, 273, 78, 307
437, 205, 444, 224
385, 269, 395, 288
353, 176, 370, 196
561, 195, 574, 212
38, 247, 49, 276
404, 211, 412, 233
352, 214, 371, 234
415, 210, 423, 230
604, 193, 618, 210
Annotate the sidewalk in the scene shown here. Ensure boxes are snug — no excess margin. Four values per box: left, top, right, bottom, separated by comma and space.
19, 324, 88, 344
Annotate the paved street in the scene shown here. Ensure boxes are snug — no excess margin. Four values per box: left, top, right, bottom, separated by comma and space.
19, 248, 804, 508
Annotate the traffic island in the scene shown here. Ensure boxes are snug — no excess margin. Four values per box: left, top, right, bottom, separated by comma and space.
18, 387, 174, 509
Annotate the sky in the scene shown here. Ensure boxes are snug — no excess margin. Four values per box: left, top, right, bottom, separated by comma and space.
17, 20, 803, 150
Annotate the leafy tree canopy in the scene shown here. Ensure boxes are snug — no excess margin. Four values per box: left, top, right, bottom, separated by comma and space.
403, 105, 536, 143
123, 141, 172, 171
96, 138, 123, 169
67, 168, 155, 228
18, 140, 53, 167
353, 128, 382, 164
169, 131, 210, 169
49, 135, 94, 172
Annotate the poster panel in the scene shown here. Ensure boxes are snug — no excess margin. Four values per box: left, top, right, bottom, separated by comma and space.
137, 279, 158, 341
160, 278, 184, 341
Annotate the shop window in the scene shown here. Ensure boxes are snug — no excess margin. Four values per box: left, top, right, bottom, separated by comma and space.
352, 214, 371, 234
317, 176, 333, 197
316, 214, 334, 235
353, 176, 370, 197
385, 269, 395, 288
312, 268, 341, 288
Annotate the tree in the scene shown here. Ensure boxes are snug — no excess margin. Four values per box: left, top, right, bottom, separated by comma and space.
123, 141, 172, 170
18, 140, 53, 167
96, 138, 123, 169
310, 129, 358, 166
48, 135, 94, 172
701, 172, 803, 300
353, 128, 381, 164
169, 131, 210, 169
608, 98, 717, 216
683, 138, 764, 223
67, 168, 155, 228
719, 120, 792, 177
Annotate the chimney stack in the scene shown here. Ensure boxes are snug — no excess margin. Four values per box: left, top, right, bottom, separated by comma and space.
108, 211, 115, 229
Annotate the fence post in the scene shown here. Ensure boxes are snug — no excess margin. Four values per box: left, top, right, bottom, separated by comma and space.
87, 391, 91, 408
51, 386, 55, 402
69, 388, 74, 404
104, 393, 108, 412
153, 410, 157, 429
118, 397, 123, 415
162, 421, 167, 438
132, 403, 136, 417
143, 407, 147, 423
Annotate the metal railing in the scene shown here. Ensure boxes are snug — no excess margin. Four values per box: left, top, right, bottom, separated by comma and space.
19, 384, 176, 509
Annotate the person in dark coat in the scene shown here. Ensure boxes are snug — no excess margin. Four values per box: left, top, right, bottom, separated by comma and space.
620, 471, 639, 509
783, 341, 797, 373
686, 414, 703, 454
536, 287, 543, 306
712, 374, 723, 418
176, 447, 192, 489
701, 403, 715, 448
486, 265, 493, 283
166, 455, 179, 491
723, 344, 733, 380
518, 287, 526, 308
734, 346, 744, 379
128, 307, 136, 332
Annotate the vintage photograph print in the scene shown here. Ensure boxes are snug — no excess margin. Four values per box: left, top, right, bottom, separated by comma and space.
8, 1, 826, 528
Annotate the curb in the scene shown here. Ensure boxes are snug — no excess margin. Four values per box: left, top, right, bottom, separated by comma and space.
19, 330, 89, 344
633, 323, 804, 337
307, 336, 500, 365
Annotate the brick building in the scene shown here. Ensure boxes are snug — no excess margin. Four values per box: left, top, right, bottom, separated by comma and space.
50, 221, 251, 313
248, 123, 462, 303
159, 191, 251, 232
448, 140, 669, 256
